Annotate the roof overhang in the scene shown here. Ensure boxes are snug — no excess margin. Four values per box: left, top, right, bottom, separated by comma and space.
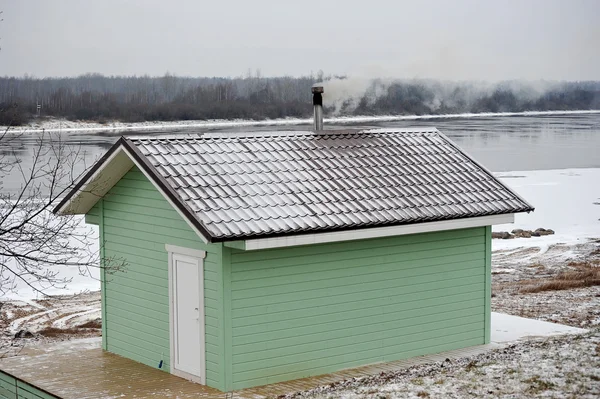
55, 143, 134, 216
53, 138, 212, 244
224, 213, 515, 251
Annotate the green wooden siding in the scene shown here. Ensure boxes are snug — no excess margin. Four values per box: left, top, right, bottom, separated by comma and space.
226, 227, 488, 390
84, 163, 492, 392
84, 202, 100, 225
98, 166, 225, 391
0, 371, 58, 399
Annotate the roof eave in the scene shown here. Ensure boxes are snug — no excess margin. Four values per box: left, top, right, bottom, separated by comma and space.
435, 129, 536, 212
223, 213, 517, 251
53, 137, 130, 215
213, 207, 532, 243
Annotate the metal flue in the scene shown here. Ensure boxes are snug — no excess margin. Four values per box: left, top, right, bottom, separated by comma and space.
312, 86, 324, 131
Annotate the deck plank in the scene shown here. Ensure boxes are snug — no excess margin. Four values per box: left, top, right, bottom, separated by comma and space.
0, 339, 497, 398
0, 347, 224, 399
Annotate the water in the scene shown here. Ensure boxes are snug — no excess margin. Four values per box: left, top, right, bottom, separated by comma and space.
1, 113, 599, 196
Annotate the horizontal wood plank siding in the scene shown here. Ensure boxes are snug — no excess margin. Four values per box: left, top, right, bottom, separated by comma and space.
229, 227, 487, 389
84, 202, 99, 225
0, 371, 58, 399
97, 166, 224, 391
0, 371, 16, 399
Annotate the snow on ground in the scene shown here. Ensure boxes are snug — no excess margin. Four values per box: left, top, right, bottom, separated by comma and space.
0, 292, 101, 357
3, 110, 600, 134
1, 216, 100, 300
493, 168, 600, 251
490, 312, 586, 343
491, 168, 600, 328
282, 331, 600, 399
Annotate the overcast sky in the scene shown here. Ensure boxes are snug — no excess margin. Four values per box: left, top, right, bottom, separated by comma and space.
1, 0, 598, 81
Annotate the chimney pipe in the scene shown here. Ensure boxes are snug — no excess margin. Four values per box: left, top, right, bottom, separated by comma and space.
312, 86, 324, 131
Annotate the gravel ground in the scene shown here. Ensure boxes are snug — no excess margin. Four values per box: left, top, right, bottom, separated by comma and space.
280, 330, 600, 399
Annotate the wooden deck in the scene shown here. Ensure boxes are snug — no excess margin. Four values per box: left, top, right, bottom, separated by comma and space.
0, 338, 498, 399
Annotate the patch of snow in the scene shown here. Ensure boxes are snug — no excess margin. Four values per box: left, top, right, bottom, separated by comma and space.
17, 337, 102, 357
9, 308, 56, 334
285, 331, 599, 399
493, 168, 600, 251
51, 308, 100, 329
490, 312, 586, 344
20, 299, 47, 310
2, 215, 100, 300
491, 268, 516, 274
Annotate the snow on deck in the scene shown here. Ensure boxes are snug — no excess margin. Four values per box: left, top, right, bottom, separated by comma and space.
0, 312, 586, 399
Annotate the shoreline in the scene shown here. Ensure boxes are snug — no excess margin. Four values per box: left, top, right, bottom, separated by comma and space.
3, 109, 600, 134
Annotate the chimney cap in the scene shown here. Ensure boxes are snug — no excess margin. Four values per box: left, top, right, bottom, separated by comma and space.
311, 86, 324, 94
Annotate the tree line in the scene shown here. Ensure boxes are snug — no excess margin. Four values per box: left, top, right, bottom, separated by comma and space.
0, 73, 599, 126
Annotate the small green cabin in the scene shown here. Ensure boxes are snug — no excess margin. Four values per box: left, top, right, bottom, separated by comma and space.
54, 128, 533, 392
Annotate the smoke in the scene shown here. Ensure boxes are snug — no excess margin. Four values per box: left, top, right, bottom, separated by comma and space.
314, 77, 374, 114
315, 76, 567, 115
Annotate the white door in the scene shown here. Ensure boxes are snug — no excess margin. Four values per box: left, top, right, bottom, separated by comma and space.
172, 254, 202, 378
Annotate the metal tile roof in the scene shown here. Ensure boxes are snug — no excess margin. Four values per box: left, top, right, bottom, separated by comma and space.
127, 128, 533, 241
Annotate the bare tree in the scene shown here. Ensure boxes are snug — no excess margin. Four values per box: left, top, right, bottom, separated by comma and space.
0, 126, 123, 297
0, 11, 124, 358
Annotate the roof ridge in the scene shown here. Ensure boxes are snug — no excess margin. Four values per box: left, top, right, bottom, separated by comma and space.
127, 128, 441, 142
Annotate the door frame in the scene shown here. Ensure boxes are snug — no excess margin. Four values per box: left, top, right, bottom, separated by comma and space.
166, 244, 207, 384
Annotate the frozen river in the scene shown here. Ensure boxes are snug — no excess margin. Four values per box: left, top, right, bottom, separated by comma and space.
2, 112, 599, 196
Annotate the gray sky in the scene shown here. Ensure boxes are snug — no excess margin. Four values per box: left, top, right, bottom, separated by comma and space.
1, 0, 598, 80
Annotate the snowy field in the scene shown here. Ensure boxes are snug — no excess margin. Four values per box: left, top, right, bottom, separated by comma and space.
1, 221, 100, 300
490, 168, 600, 329
3, 110, 600, 133
493, 168, 600, 251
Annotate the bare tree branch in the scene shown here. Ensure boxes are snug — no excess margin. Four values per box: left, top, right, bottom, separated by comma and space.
0, 127, 126, 297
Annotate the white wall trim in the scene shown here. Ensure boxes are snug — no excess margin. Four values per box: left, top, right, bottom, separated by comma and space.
241, 214, 515, 251
167, 246, 206, 385
165, 244, 206, 259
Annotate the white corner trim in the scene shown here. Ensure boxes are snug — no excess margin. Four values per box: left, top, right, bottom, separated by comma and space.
121, 146, 210, 244
167, 246, 206, 385
165, 244, 207, 259
242, 214, 515, 251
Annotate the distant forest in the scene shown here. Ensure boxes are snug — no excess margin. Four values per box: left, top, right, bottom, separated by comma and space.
1, 72, 599, 126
